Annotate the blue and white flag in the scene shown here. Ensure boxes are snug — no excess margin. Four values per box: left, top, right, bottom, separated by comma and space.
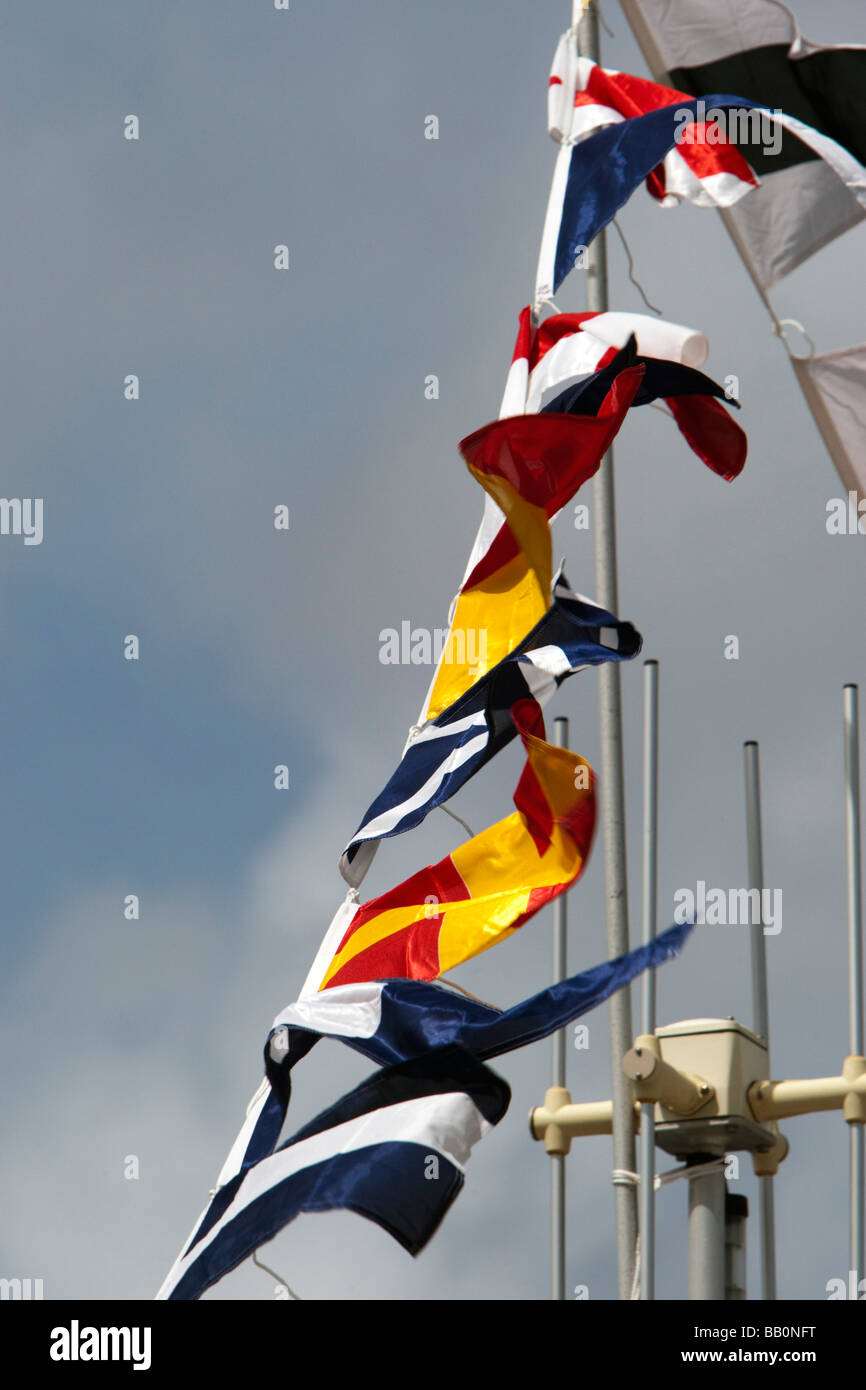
340, 573, 641, 887
156, 1047, 509, 1301
157, 920, 693, 1299
267, 919, 693, 1079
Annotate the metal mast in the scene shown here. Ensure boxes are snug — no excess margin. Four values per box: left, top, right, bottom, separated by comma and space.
744, 741, 777, 1298
577, 0, 637, 1300
844, 685, 864, 1285
552, 716, 569, 1301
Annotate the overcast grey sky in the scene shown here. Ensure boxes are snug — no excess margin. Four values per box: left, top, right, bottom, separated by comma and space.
2, 0, 865, 1301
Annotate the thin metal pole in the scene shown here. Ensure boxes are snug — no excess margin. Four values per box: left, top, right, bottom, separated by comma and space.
552, 715, 569, 1301
576, 2, 637, 1302
688, 1167, 727, 1299
639, 661, 658, 1300
744, 743, 770, 1044
744, 741, 776, 1299
578, 1, 637, 1302
638, 1111, 654, 1301
844, 685, 864, 1286
641, 662, 659, 1036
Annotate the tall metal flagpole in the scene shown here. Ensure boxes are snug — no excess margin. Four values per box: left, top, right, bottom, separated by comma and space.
552, 715, 569, 1301
577, 0, 638, 1299
744, 741, 777, 1300
640, 660, 659, 1299
843, 685, 864, 1287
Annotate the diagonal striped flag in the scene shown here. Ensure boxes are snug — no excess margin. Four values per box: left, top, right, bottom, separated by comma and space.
156, 1047, 510, 1301
340, 573, 640, 887
307, 710, 595, 994
421, 362, 643, 723
422, 307, 745, 731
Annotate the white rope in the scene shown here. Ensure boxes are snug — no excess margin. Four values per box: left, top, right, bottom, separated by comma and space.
656, 1156, 726, 1188
612, 1155, 726, 1191
617, 1156, 726, 1300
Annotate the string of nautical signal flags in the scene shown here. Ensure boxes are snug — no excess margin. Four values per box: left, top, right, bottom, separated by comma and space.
155, 18, 866, 1297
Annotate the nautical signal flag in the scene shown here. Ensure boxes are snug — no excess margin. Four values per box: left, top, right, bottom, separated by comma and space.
158, 923, 694, 1299
304, 710, 595, 993
157, 1046, 511, 1301
422, 305, 744, 729
617, 0, 866, 504
268, 920, 695, 1078
542, 335, 746, 482
499, 304, 711, 417
499, 306, 744, 479
340, 574, 640, 887
791, 349, 866, 504
419, 362, 643, 723
536, 51, 866, 301
619, 0, 866, 289
548, 48, 757, 208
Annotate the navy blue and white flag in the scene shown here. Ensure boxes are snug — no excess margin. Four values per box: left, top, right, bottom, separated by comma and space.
156, 1047, 510, 1301
340, 574, 641, 887
268, 919, 693, 1077
157, 920, 693, 1299
536, 92, 866, 302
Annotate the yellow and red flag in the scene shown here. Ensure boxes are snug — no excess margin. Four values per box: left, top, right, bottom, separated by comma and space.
303, 706, 596, 992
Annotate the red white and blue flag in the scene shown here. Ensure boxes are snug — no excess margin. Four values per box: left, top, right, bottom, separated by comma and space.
500, 307, 746, 481
548, 47, 757, 210
536, 43, 866, 303
499, 305, 710, 416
